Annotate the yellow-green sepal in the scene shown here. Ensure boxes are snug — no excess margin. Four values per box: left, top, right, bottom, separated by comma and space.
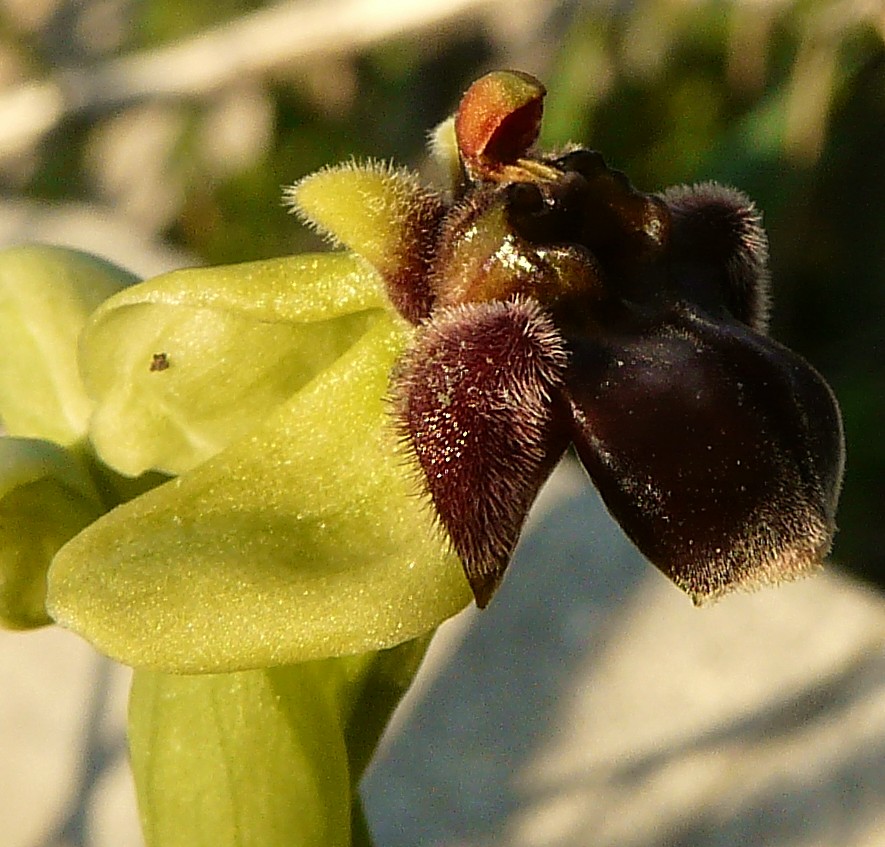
49, 316, 469, 672
288, 162, 443, 286
0, 244, 137, 445
80, 253, 388, 476
0, 437, 104, 629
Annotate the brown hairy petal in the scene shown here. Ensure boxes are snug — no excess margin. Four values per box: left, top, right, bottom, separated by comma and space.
663, 182, 771, 332
564, 307, 845, 603
391, 297, 570, 607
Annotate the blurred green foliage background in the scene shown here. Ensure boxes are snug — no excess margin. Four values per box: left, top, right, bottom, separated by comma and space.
1, 0, 882, 589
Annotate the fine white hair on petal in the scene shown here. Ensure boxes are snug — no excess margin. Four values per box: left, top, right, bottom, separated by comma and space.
390, 295, 570, 607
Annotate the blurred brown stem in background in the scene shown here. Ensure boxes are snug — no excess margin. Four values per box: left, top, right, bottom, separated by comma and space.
0, 0, 547, 159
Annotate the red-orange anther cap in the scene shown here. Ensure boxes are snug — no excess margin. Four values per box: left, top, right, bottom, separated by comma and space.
455, 70, 546, 178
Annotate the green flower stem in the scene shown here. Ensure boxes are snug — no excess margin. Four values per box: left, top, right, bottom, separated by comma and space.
350, 795, 376, 847
130, 664, 353, 847
130, 638, 429, 847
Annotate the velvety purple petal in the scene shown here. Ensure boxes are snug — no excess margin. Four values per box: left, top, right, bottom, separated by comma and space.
391, 297, 570, 607
564, 307, 844, 602
663, 182, 771, 332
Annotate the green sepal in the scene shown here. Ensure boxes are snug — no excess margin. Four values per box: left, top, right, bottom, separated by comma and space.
48, 317, 469, 672
0, 438, 104, 629
0, 244, 137, 445
81, 253, 388, 476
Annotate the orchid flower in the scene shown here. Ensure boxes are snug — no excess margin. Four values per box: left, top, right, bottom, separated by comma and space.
2, 70, 844, 668
0, 69, 846, 847
290, 70, 845, 608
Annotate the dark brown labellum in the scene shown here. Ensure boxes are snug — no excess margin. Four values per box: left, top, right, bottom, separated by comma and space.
563, 309, 844, 602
